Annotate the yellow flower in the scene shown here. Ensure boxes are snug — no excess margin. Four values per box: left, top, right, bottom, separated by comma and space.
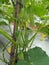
40, 33, 46, 40
41, 33, 46, 38
7, 47, 11, 54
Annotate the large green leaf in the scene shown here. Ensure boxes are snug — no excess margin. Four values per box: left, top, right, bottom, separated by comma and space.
15, 60, 34, 65
16, 47, 49, 65
28, 47, 49, 65
16, 60, 28, 65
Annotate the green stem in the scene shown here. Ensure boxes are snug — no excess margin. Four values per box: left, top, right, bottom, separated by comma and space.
0, 58, 9, 64
2, 41, 11, 53
27, 24, 45, 49
0, 28, 17, 46
8, 23, 13, 35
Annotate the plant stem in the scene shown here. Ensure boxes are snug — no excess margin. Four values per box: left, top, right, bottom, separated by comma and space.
10, 0, 22, 65
0, 58, 9, 65
0, 28, 16, 46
